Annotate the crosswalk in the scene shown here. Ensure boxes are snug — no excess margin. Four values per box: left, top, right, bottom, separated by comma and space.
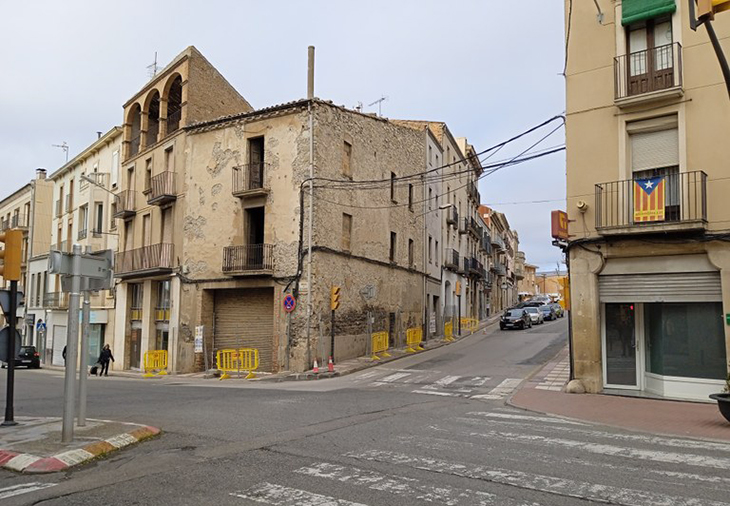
357, 368, 523, 401
231, 408, 730, 506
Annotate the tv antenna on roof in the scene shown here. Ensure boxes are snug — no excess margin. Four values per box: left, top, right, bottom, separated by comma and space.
52, 142, 69, 163
368, 95, 388, 117
147, 51, 159, 78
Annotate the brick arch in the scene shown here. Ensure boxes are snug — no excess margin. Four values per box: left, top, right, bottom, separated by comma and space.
163, 74, 183, 135
144, 89, 161, 147
127, 103, 142, 157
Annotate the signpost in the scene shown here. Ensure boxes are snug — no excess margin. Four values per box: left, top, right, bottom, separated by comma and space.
49, 246, 113, 442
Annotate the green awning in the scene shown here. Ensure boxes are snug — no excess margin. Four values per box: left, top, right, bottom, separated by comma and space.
622, 0, 676, 25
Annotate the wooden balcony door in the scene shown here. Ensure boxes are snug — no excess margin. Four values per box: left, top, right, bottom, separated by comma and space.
627, 19, 673, 96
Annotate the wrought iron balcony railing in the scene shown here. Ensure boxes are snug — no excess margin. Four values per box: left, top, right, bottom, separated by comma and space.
444, 249, 459, 271
147, 171, 177, 205
232, 162, 270, 197
115, 243, 174, 277
113, 190, 136, 219
222, 244, 274, 275
615, 42, 682, 101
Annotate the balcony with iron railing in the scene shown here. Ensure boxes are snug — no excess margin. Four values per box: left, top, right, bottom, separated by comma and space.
468, 257, 483, 277
115, 243, 174, 279
458, 217, 469, 235
491, 262, 506, 276
113, 190, 136, 219
78, 228, 87, 240
480, 232, 492, 254
595, 171, 707, 235
615, 42, 683, 106
444, 249, 459, 271
491, 233, 505, 251
147, 172, 177, 205
468, 217, 482, 238
55, 199, 63, 218
44, 292, 68, 309
166, 109, 182, 136
65, 194, 73, 213
232, 163, 270, 198
222, 244, 274, 275
467, 180, 480, 203
445, 205, 458, 226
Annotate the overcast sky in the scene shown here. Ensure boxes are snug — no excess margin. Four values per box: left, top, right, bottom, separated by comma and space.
0, 0, 566, 271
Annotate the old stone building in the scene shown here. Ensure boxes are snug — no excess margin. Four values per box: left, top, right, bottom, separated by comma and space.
565, 0, 730, 400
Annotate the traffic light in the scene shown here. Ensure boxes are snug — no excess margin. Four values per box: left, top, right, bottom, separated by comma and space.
330, 286, 341, 311
0, 230, 22, 281
698, 0, 730, 20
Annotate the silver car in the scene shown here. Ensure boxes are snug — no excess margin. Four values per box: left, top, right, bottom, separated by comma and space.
523, 306, 544, 325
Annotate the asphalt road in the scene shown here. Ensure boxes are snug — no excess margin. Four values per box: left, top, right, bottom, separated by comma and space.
1, 317, 729, 505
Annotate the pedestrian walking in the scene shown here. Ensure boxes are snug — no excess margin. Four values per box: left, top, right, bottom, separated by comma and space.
62, 345, 67, 366
98, 344, 114, 377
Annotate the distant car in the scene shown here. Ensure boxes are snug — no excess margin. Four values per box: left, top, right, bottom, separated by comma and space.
522, 301, 544, 308
539, 305, 557, 321
523, 306, 544, 325
1, 346, 41, 369
500, 309, 532, 330
551, 303, 564, 318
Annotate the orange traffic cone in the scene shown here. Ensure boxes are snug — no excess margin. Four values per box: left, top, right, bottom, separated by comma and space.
313, 360, 319, 373
327, 356, 334, 373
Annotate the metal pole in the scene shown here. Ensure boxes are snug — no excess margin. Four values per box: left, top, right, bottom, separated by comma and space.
2, 280, 18, 426
330, 309, 335, 363
305, 102, 314, 371
77, 272, 90, 426
705, 21, 730, 100
286, 312, 291, 371
62, 244, 82, 442
457, 295, 461, 336
366, 310, 372, 359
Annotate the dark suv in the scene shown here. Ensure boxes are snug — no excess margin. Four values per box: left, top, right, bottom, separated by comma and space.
2, 346, 41, 369
500, 309, 532, 330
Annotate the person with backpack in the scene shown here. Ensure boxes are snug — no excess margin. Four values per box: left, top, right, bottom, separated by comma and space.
98, 344, 114, 377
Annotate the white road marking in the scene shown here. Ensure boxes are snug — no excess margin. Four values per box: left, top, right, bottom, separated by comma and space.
295, 462, 542, 506
0, 482, 57, 500
470, 378, 522, 400
412, 390, 461, 397
461, 429, 730, 470
353, 371, 379, 381
372, 372, 410, 387
231, 482, 368, 505
346, 450, 730, 506
469, 377, 491, 386
465, 412, 588, 426
435, 375, 461, 387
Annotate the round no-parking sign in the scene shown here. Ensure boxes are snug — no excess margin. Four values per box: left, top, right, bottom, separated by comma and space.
283, 294, 297, 313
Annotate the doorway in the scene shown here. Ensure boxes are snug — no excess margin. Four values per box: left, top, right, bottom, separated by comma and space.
602, 303, 639, 389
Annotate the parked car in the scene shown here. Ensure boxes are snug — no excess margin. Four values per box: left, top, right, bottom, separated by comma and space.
1, 346, 41, 369
522, 301, 544, 308
551, 303, 564, 318
523, 306, 544, 325
500, 309, 532, 330
539, 304, 557, 321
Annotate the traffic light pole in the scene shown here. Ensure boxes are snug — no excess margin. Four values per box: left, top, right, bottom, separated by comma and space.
330, 309, 335, 364
705, 21, 730, 99
62, 245, 82, 443
2, 280, 18, 427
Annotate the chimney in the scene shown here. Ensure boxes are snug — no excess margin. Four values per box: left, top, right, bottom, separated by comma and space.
307, 46, 315, 99
97, 131, 102, 139
36, 168, 47, 180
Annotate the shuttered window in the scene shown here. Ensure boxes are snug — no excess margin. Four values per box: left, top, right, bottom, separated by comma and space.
599, 272, 721, 303
630, 128, 678, 172
622, 0, 676, 26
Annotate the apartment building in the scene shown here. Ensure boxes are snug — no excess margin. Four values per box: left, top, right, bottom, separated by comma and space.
0, 169, 53, 344
565, 0, 730, 400
40, 127, 122, 367
518, 263, 539, 300
111, 46, 254, 372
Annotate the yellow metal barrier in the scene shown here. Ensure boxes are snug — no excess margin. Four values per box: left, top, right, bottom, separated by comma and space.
371, 331, 390, 360
444, 321, 454, 342
460, 318, 478, 333
143, 350, 168, 377
216, 348, 260, 380
406, 327, 424, 353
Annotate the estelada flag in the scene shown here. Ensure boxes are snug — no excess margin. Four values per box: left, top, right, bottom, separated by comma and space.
633, 176, 665, 222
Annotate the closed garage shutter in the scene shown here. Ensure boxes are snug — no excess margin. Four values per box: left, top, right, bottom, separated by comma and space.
599, 272, 721, 303
214, 288, 274, 372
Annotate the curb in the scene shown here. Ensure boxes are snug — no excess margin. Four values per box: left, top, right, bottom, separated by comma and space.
270, 314, 503, 382
0, 424, 160, 474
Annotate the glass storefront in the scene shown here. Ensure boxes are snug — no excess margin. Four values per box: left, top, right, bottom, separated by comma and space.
644, 302, 726, 380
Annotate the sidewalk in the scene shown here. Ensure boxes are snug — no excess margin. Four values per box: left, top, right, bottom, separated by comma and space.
268, 314, 502, 382
510, 347, 730, 442
0, 417, 160, 473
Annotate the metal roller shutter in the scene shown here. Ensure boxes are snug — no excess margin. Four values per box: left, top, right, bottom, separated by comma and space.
214, 288, 274, 372
599, 272, 721, 303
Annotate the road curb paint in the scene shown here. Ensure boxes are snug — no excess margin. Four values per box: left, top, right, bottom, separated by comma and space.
0, 422, 161, 474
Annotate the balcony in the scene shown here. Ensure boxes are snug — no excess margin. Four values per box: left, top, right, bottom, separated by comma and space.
222, 244, 274, 275
55, 199, 63, 218
155, 307, 171, 322
615, 43, 683, 107
444, 249, 459, 271
468, 217, 482, 238
78, 228, 88, 240
491, 234, 505, 251
65, 194, 73, 213
480, 232, 492, 254
232, 163, 270, 198
147, 172, 177, 205
467, 180, 480, 203
113, 190, 136, 219
595, 171, 707, 235
491, 262, 506, 276
115, 243, 174, 279
44, 292, 68, 309
468, 257, 483, 277
1, 214, 28, 231
445, 205, 458, 226
458, 218, 468, 235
